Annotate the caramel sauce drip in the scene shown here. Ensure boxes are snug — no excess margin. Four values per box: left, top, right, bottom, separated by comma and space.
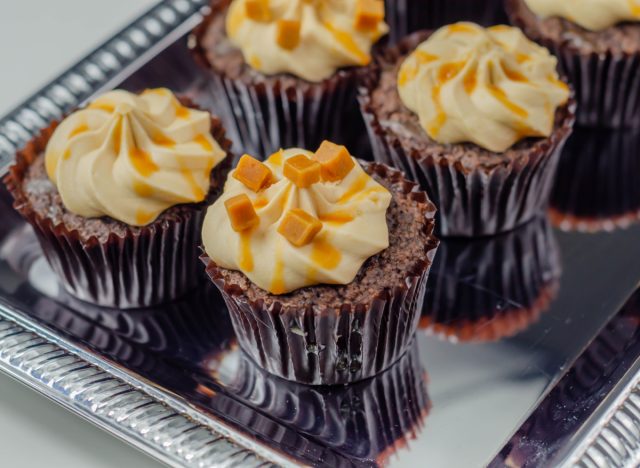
311, 235, 341, 270
323, 21, 370, 65
239, 230, 254, 272
129, 147, 159, 177
338, 172, 370, 204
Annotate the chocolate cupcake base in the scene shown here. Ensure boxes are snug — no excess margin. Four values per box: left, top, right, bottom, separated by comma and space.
359, 30, 576, 237
4, 104, 232, 309
190, 0, 367, 159
506, 0, 640, 128
385, 0, 508, 43
202, 162, 438, 385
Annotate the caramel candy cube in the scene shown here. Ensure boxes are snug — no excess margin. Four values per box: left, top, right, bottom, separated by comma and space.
276, 19, 301, 50
233, 154, 273, 192
278, 209, 323, 247
245, 0, 271, 22
354, 0, 384, 31
313, 140, 355, 182
283, 154, 321, 188
225, 194, 259, 232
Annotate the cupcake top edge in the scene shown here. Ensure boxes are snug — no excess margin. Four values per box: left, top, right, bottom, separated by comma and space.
397, 22, 570, 153
44, 88, 227, 227
523, 0, 640, 31
225, 0, 389, 82
202, 142, 392, 295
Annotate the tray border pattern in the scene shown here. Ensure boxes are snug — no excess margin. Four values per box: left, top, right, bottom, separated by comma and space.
0, 1, 639, 467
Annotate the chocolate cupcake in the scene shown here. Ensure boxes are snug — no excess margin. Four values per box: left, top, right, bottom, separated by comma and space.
385, 0, 508, 42
190, 0, 389, 158
4, 88, 231, 308
201, 143, 438, 385
506, 0, 640, 128
360, 23, 575, 237
550, 127, 640, 233
421, 217, 561, 343
206, 339, 430, 466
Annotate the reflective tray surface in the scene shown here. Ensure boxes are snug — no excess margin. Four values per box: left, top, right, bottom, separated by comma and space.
1, 2, 640, 467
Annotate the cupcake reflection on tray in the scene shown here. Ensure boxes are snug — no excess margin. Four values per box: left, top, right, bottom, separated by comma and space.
421, 217, 561, 343
550, 127, 640, 233
204, 339, 430, 467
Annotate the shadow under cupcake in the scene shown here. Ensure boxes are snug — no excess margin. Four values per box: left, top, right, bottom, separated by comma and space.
421, 216, 561, 343
550, 127, 640, 233
204, 338, 430, 467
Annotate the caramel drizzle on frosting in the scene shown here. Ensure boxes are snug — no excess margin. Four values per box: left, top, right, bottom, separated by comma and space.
203, 145, 391, 294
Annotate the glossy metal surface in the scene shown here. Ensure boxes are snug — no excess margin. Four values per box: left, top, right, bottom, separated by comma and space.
1, 2, 640, 467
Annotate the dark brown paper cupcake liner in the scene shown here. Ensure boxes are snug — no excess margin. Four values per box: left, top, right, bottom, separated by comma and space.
385, 0, 508, 43
359, 30, 576, 237
206, 339, 430, 466
505, 0, 640, 128
190, 0, 368, 159
3, 100, 232, 309
550, 127, 640, 233
420, 217, 560, 342
201, 161, 438, 385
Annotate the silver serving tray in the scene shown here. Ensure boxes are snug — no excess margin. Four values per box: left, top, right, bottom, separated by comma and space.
1, 1, 640, 466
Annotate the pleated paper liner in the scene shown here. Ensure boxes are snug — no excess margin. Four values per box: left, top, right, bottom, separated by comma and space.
495, 290, 640, 466
201, 161, 439, 385
189, 0, 370, 160
420, 217, 561, 343
359, 30, 576, 237
205, 338, 430, 467
3, 97, 232, 309
385, 0, 508, 43
550, 127, 640, 233
505, 0, 640, 128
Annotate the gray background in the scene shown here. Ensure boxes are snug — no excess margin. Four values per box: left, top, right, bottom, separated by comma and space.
0, 2, 160, 466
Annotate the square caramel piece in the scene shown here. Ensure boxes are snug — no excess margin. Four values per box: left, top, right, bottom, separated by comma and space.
314, 140, 355, 182
225, 194, 259, 232
355, 0, 384, 31
278, 209, 323, 247
245, 0, 271, 22
276, 19, 301, 50
233, 154, 273, 192
283, 154, 321, 188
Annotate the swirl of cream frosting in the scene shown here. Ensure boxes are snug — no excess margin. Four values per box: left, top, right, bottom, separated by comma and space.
226, 0, 389, 82
397, 23, 570, 153
524, 0, 640, 31
44, 88, 227, 226
202, 148, 391, 294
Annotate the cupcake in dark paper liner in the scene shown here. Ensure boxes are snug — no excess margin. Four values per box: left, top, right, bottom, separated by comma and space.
493, 292, 640, 467
3, 88, 231, 309
189, 0, 389, 158
385, 0, 507, 43
205, 339, 430, 467
505, 0, 640, 128
359, 23, 575, 237
201, 143, 438, 385
420, 217, 561, 343
550, 127, 640, 233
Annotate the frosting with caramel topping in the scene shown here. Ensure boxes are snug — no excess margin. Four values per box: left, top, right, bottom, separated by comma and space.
44, 88, 226, 226
397, 23, 570, 153
225, 0, 389, 82
202, 145, 391, 294
523, 0, 640, 31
